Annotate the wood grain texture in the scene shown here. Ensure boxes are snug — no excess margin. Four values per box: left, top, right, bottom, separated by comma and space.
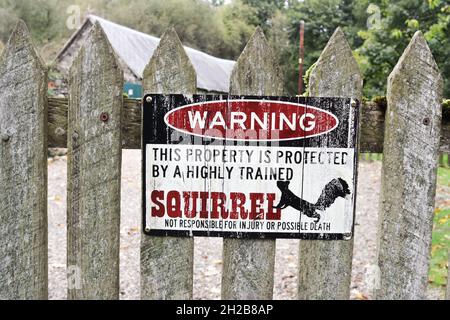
48, 97, 68, 148
221, 27, 283, 300
360, 101, 385, 153
67, 22, 123, 300
298, 28, 363, 300
46, 98, 449, 152
140, 27, 196, 300
375, 31, 443, 300
0, 20, 48, 300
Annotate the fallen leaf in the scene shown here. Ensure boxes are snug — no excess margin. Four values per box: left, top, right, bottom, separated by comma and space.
431, 244, 443, 256
354, 292, 369, 300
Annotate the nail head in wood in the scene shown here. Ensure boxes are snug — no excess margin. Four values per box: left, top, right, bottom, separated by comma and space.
55, 127, 65, 136
100, 112, 109, 122
1, 133, 10, 142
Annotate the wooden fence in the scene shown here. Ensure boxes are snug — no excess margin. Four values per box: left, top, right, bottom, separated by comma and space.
0, 20, 448, 300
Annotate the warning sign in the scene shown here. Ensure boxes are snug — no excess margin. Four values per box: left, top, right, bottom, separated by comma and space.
142, 95, 359, 240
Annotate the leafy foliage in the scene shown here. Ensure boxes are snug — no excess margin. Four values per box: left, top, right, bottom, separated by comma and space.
429, 167, 450, 288
0, 0, 448, 97
355, 0, 450, 97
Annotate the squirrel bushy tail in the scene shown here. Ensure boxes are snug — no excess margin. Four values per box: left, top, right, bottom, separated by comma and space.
314, 178, 351, 211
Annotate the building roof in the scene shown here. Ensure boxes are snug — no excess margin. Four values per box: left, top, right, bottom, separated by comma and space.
57, 15, 236, 93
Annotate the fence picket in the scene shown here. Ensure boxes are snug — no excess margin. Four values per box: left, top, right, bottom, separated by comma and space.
298, 28, 363, 300
140, 27, 196, 300
0, 20, 48, 300
375, 31, 443, 300
67, 22, 123, 299
221, 27, 283, 300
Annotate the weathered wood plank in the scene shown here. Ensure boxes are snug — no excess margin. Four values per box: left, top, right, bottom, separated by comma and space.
298, 28, 363, 300
221, 27, 283, 300
0, 20, 48, 300
46, 97, 450, 153
375, 31, 443, 300
67, 22, 123, 300
360, 101, 385, 153
140, 27, 196, 300
122, 99, 141, 149
48, 97, 68, 149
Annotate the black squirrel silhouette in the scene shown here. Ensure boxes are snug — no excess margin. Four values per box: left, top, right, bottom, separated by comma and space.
274, 178, 350, 222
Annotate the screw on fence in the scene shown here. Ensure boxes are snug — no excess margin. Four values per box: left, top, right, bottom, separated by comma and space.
1, 133, 10, 142
100, 112, 109, 122
67, 22, 123, 300
343, 233, 353, 241
55, 127, 65, 136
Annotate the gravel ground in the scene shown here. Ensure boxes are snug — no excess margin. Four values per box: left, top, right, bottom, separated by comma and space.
47, 151, 448, 300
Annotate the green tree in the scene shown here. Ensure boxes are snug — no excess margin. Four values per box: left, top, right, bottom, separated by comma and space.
240, 0, 286, 33
281, 0, 367, 95
215, 0, 259, 59
356, 0, 450, 97
104, 0, 221, 56
0, 0, 447, 98
0, 0, 65, 43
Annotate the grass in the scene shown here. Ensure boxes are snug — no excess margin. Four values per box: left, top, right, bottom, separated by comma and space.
429, 167, 450, 289
437, 166, 450, 186
361, 155, 450, 292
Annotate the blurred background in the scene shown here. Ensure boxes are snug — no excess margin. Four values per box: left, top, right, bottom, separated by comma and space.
0, 0, 449, 98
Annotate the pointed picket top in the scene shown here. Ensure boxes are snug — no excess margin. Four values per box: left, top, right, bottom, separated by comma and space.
298, 27, 362, 301
230, 26, 283, 96
376, 31, 443, 300
308, 27, 362, 98
0, 20, 46, 74
0, 19, 48, 299
388, 31, 442, 101
69, 21, 121, 78
140, 26, 196, 300
143, 26, 196, 94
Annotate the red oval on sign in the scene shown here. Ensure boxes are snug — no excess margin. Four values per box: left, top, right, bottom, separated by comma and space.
164, 100, 338, 141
